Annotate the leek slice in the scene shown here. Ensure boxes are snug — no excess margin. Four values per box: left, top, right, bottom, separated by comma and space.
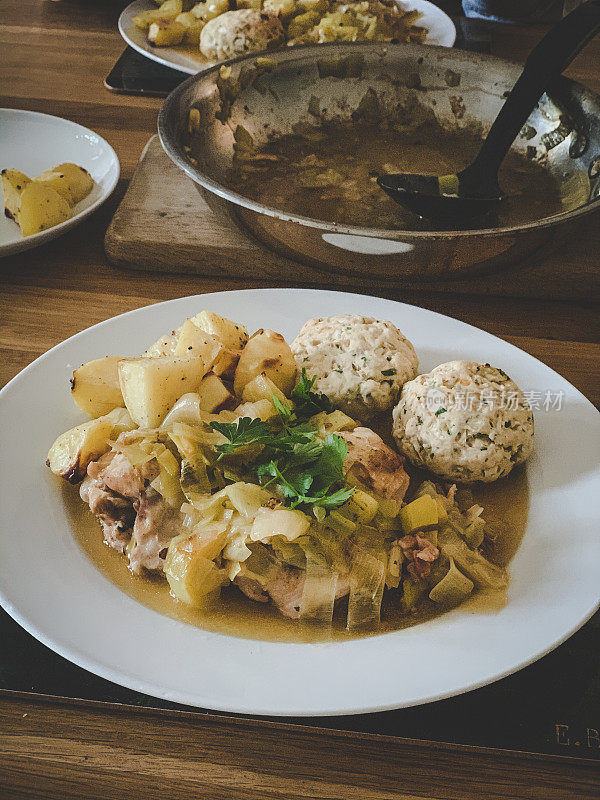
240, 542, 277, 585
463, 517, 485, 548
385, 543, 403, 589
401, 577, 427, 611
150, 466, 185, 508
441, 532, 508, 590
270, 536, 307, 569
300, 553, 337, 623
225, 482, 272, 517
346, 549, 385, 630
157, 447, 180, 477
326, 510, 357, 536
250, 507, 311, 542
377, 497, 401, 519
118, 442, 156, 467
429, 558, 474, 606
164, 525, 230, 606
340, 489, 378, 524
180, 456, 212, 503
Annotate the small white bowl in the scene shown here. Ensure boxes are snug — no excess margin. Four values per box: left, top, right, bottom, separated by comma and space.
0, 109, 120, 257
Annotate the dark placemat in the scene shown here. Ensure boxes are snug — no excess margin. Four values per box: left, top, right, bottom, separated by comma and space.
2, 606, 598, 760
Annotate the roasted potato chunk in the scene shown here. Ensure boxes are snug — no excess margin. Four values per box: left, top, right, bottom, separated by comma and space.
148, 18, 187, 45
234, 329, 297, 397
191, 310, 248, 351
1, 168, 31, 222
191, 0, 229, 22
34, 164, 93, 207
143, 332, 178, 358
263, 0, 296, 17
48, 163, 94, 205
195, 373, 234, 412
18, 182, 71, 237
133, 0, 183, 28
175, 11, 206, 43
47, 408, 135, 483
173, 319, 223, 365
118, 355, 210, 427
71, 356, 125, 418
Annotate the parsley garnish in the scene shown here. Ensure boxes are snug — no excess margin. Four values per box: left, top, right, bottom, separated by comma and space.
210, 417, 272, 457
435, 407, 447, 416
257, 434, 353, 509
291, 368, 333, 418
209, 411, 353, 510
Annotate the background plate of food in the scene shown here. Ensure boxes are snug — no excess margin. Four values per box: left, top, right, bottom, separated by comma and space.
0, 109, 120, 258
119, 0, 456, 76
0, 288, 598, 716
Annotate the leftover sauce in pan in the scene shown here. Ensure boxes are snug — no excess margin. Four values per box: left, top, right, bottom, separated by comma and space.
65, 465, 528, 643
231, 123, 563, 230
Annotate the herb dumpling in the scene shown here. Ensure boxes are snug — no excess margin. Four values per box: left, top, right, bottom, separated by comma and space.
392, 360, 534, 484
291, 314, 418, 421
200, 10, 284, 61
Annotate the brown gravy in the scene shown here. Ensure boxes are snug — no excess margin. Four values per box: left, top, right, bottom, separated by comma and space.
63, 465, 528, 643
232, 122, 563, 231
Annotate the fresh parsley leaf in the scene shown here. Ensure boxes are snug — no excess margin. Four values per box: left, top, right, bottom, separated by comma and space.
290, 438, 323, 465
315, 434, 347, 482
271, 394, 292, 420
434, 407, 447, 416
210, 417, 272, 457
292, 368, 333, 417
254, 431, 352, 510
312, 486, 355, 509
211, 405, 353, 511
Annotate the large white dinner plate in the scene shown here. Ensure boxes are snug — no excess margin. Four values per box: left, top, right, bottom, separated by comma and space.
119, 0, 456, 76
0, 110, 120, 258
1, 289, 599, 716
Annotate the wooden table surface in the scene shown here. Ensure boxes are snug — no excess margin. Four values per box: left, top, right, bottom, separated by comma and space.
1, 2, 599, 798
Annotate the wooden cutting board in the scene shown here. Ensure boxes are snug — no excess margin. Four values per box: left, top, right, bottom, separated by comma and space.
105, 136, 600, 300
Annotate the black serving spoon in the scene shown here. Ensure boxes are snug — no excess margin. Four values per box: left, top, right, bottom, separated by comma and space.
377, 0, 600, 222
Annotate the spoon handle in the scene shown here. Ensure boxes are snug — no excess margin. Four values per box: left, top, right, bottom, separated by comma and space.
469, 0, 600, 180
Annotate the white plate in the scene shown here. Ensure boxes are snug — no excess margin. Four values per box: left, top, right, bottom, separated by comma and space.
1, 289, 599, 716
119, 0, 456, 76
0, 110, 120, 257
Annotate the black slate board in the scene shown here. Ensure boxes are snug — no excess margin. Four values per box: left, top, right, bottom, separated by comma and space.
2, 606, 598, 760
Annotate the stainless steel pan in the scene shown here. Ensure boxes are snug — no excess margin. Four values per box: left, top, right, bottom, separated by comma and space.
158, 42, 600, 279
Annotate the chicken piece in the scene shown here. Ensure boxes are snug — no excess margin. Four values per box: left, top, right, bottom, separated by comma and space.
80, 450, 184, 574
234, 549, 350, 618
80, 483, 135, 552
129, 493, 187, 574
340, 426, 409, 502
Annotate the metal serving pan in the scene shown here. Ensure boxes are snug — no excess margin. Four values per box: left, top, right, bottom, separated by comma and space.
158, 41, 600, 278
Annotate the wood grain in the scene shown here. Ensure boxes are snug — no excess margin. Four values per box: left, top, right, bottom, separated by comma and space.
106, 136, 600, 300
2, 692, 600, 800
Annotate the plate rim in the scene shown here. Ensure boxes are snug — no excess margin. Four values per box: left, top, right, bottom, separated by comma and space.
0, 108, 121, 258
1, 287, 599, 717
118, 0, 457, 77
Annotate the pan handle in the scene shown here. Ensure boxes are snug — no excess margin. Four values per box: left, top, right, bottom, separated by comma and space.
469, 0, 600, 180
